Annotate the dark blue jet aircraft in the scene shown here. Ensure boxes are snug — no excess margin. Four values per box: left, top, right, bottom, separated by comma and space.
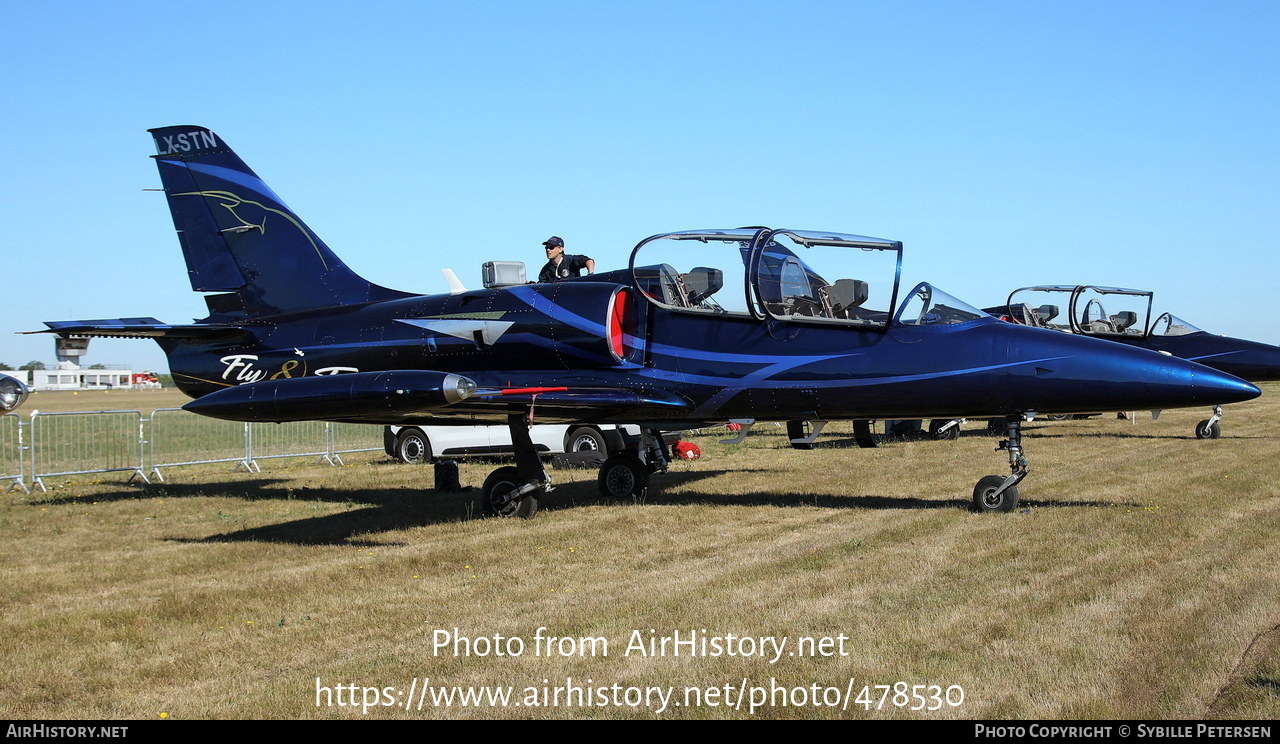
989, 285, 1280, 438
33, 127, 1260, 517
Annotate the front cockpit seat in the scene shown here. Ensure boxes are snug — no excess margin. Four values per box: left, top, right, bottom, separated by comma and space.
1111, 311, 1138, 332
826, 279, 869, 319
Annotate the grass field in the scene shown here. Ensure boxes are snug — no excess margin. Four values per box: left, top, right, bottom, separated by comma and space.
20, 387, 192, 415
3, 385, 1279, 719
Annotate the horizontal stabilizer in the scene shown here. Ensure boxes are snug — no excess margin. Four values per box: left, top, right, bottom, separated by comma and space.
31, 318, 248, 341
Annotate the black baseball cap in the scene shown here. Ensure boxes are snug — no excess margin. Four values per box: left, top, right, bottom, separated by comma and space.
542, 236, 564, 248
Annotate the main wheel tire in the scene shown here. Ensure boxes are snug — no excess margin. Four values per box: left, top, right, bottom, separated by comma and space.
567, 426, 608, 453
1195, 420, 1221, 439
395, 428, 431, 464
928, 419, 960, 440
985, 418, 1006, 436
598, 455, 649, 499
971, 474, 1019, 513
480, 466, 539, 519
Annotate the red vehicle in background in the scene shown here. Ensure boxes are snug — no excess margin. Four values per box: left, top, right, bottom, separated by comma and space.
131, 372, 161, 388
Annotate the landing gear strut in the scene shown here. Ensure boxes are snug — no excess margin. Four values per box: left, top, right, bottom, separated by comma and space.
1195, 405, 1223, 440
972, 416, 1028, 513
480, 414, 550, 519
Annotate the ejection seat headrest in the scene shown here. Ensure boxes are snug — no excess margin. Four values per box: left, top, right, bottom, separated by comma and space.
829, 279, 869, 312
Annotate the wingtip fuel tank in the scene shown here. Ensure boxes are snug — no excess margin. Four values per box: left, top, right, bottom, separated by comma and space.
0, 375, 29, 413
182, 370, 478, 423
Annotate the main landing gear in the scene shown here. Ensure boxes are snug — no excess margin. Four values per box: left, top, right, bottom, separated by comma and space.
598, 428, 670, 499
480, 421, 674, 518
481, 466, 543, 519
972, 416, 1028, 513
479, 414, 551, 519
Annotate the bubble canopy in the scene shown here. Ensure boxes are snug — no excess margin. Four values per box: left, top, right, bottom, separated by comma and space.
630, 227, 979, 330
894, 283, 989, 326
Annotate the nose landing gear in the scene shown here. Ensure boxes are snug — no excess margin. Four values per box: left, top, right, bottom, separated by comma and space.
972, 416, 1029, 513
1195, 405, 1223, 440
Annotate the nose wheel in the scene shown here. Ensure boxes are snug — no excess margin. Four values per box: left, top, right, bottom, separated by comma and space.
928, 418, 964, 440
1195, 406, 1223, 439
972, 416, 1028, 513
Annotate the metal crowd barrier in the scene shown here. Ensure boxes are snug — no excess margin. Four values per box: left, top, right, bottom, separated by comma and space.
28, 410, 149, 492
328, 422, 385, 462
148, 408, 253, 481
249, 420, 333, 467
1, 414, 26, 493
9, 408, 387, 491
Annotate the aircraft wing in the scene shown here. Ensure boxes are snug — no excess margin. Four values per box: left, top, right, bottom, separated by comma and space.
464, 386, 694, 421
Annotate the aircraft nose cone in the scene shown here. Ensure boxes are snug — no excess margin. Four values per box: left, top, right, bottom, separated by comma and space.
1089, 344, 1260, 409
997, 327, 1262, 415
1190, 363, 1261, 404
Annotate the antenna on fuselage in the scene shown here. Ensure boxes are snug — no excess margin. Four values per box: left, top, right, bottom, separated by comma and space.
441, 269, 467, 295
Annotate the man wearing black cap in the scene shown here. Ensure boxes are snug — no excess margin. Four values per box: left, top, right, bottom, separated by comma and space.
537, 236, 595, 283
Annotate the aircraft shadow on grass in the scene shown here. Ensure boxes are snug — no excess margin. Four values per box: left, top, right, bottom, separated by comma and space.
47, 465, 1136, 546
30, 479, 286, 507
1022, 429, 1275, 442
818, 426, 1274, 446
642, 467, 1136, 511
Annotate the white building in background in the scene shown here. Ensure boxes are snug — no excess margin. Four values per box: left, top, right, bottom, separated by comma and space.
17, 337, 161, 391
23, 363, 156, 391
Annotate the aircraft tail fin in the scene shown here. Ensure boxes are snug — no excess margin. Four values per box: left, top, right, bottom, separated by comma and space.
148, 126, 412, 319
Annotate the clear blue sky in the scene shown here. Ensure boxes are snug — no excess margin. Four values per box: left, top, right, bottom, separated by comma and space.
3, 1, 1276, 373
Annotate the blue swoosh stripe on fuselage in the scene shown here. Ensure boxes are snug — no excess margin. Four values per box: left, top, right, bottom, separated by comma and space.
266, 331, 643, 370
1184, 350, 1242, 362
629, 355, 1074, 389
505, 285, 865, 366
271, 334, 1045, 389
